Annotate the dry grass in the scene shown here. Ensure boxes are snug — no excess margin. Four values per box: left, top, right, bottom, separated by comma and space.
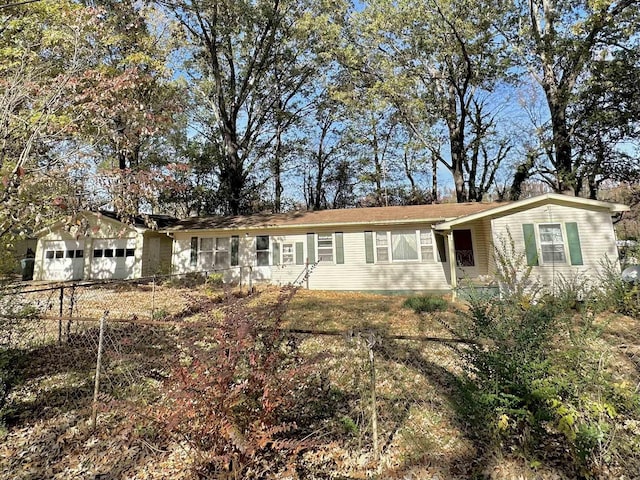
2, 284, 639, 479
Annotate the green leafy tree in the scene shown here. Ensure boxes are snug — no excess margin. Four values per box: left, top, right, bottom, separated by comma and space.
347, 0, 512, 203
510, 0, 640, 194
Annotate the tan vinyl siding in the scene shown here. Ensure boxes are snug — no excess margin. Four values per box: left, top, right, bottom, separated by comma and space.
173, 225, 451, 292
490, 204, 618, 290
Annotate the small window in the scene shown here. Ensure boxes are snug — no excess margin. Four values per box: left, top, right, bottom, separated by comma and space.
282, 243, 294, 265
317, 234, 334, 262
199, 237, 214, 267
125, 248, 135, 257
115, 248, 125, 258
215, 238, 230, 267
231, 236, 239, 266
104, 249, 114, 258
46, 251, 55, 259
376, 232, 389, 262
93, 249, 103, 258
76, 249, 84, 258
55, 250, 64, 259
420, 230, 434, 262
65, 250, 75, 258
539, 224, 566, 263
256, 235, 269, 266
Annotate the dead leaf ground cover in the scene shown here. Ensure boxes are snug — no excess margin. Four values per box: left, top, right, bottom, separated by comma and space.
1, 285, 639, 479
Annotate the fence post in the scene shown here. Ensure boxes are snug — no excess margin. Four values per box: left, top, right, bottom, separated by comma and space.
91, 310, 107, 430
151, 275, 156, 319
58, 286, 64, 344
66, 284, 75, 341
367, 332, 379, 462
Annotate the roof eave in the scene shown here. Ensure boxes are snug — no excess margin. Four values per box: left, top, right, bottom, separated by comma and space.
434, 193, 629, 231
161, 216, 458, 234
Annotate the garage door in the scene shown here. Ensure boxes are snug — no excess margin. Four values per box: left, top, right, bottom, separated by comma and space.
42, 240, 85, 281
90, 238, 136, 279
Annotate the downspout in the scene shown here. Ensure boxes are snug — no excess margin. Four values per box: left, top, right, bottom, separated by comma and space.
446, 231, 458, 300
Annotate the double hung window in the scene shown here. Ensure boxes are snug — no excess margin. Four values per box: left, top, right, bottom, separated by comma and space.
256, 235, 270, 266
538, 224, 566, 263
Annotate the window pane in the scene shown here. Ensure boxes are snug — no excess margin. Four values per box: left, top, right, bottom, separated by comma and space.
216, 237, 230, 251
200, 238, 214, 252
420, 230, 433, 262
539, 224, 565, 263
115, 248, 125, 258
104, 249, 114, 258
125, 248, 135, 257
46, 251, 54, 259
376, 232, 388, 246
257, 251, 269, 266
256, 236, 269, 251
391, 231, 418, 261
317, 234, 333, 262
282, 244, 294, 264
76, 250, 84, 258
200, 252, 213, 267
215, 251, 230, 268
65, 250, 75, 258
55, 250, 64, 259
93, 249, 103, 258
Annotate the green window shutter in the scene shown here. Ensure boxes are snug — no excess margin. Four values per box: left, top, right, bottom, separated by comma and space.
335, 232, 344, 264
435, 234, 447, 263
272, 242, 280, 266
231, 235, 239, 266
190, 237, 198, 267
295, 242, 304, 265
565, 222, 583, 266
306, 233, 315, 263
364, 231, 374, 264
522, 224, 539, 266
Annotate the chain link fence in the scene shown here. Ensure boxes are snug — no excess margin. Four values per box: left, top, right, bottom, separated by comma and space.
1, 280, 639, 479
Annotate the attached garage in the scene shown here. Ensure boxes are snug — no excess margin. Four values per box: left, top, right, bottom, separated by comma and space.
33, 211, 176, 282
41, 240, 85, 281
90, 238, 137, 279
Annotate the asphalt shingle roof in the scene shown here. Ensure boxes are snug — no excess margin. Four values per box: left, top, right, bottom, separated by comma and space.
164, 202, 505, 232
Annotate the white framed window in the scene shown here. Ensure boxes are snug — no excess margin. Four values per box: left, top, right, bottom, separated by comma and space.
376, 232, 389, 262
282, 243, 294, 265
199, 238, 214, 268
420, 230, 434, 262
391, 230, 419, 261
214, 237, 230, 268
538, 223, 566, 263
373, 229, 435, 263
317, 234, 334, 262
256, 235, 270, 266
198, 237, 230, 268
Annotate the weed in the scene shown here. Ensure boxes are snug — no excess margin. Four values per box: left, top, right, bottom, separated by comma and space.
403, 295, 448, 313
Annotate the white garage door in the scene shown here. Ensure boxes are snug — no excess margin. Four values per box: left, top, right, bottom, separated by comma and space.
90, 238, 137, 279
42, 240, 85, 281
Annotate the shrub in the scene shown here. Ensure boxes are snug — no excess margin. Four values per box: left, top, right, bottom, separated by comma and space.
456, 243, 640, 476
158, 286, 311, 477
206, 272, 224, 288
403, 295, 448, 313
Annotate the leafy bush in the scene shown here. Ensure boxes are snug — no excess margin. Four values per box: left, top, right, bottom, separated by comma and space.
158, 286, 312, 477
206, 272, 224, 288
456, 243, 640, 476
594, 257, 640, 317
403, 295, 448, 313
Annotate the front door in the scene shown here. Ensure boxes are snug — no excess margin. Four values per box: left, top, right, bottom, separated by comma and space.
453, 229, 475, 267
